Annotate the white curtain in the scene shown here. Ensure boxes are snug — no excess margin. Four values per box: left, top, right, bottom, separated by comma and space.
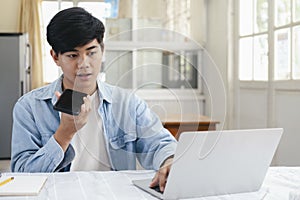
19, 0, 44, 89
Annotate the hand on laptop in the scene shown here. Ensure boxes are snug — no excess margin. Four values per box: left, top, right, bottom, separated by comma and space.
149, 156, 173, 192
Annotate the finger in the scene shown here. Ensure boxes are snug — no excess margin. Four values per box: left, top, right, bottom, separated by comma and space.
158, 169, 167, 192
149, 172, 159, 187
80, 97, 90, 115
55, 91, 61, 99
84, 96, 91, 111
80, 103, 86, 113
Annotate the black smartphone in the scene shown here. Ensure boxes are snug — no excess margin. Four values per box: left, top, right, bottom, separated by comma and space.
53, 89, 88, 115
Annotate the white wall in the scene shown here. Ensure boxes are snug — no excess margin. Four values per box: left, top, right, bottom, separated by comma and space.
190, 0, 206, 45
239, 88, 268, 128
238, 86, 300, 166
0, 0, 20, 32
203, 0, 228, 130
275, 91, 300, 165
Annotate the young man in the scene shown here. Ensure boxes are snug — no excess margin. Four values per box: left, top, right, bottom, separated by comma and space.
11, 7, 176, 192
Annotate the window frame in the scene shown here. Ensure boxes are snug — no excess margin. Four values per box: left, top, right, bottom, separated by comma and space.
237, 0, 300, 83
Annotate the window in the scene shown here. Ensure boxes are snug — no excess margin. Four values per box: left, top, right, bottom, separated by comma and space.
238, 0, 300, 81
238, 0, 268, 81
164, 0, 191, 37
104, 0, 200, 90
274, 0, 300, 80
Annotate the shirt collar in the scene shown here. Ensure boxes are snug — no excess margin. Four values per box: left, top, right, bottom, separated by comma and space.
96, 75, 112, 104
32, 76, 62, 105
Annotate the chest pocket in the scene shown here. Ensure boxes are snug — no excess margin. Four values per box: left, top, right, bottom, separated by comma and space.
109, 134, 137, 150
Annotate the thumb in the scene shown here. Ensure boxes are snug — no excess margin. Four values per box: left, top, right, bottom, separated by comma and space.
55, 91, 61, 99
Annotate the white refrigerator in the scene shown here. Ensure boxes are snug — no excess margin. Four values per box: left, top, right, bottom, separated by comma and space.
0, 33, 31, 159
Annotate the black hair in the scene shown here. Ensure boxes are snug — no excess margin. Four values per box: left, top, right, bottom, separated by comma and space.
46, 7, 105, 54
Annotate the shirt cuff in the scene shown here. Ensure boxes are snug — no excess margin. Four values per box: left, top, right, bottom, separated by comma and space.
43, 135, 75, 172
153, 142, 177, 170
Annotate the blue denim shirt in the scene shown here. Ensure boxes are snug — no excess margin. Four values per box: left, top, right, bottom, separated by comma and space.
11, 76, 177, 172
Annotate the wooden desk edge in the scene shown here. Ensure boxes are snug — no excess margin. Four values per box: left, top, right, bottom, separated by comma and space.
162, 121, 220, 125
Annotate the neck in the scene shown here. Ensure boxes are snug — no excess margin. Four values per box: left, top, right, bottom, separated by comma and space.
62, 82, 97, 95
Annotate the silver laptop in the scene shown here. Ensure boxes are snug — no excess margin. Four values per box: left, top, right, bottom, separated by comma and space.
133, 128, 283, 199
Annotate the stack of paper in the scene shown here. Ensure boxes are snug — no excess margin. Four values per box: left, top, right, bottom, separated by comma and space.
0, 175, 47, 196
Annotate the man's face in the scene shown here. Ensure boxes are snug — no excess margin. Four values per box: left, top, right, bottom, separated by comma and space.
51, 39, 103, 94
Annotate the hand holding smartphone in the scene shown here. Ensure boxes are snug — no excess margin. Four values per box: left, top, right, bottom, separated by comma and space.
53, 89, 88, 115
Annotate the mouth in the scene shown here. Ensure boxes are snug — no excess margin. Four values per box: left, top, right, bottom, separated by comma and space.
76, 73, 93, 80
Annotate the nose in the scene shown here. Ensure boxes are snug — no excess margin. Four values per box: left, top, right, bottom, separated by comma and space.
77, 54, 89, 69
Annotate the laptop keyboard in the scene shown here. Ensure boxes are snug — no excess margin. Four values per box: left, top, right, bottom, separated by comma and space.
150, 185, 163, 194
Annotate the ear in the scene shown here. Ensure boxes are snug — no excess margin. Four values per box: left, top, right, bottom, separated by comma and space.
50, 49, 60, 66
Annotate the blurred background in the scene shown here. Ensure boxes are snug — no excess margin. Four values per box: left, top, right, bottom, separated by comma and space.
0, 0, 300, 169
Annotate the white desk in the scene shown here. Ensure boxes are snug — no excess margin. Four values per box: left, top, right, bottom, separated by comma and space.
1, 167, 300, 200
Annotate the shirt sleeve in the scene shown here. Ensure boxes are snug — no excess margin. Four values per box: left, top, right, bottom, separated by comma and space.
11, 99, 75, 172
134, 95, 177, 170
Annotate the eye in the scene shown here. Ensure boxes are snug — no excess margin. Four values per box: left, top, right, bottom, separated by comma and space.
88, 51, 97, 56
66, 54, 78, 58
